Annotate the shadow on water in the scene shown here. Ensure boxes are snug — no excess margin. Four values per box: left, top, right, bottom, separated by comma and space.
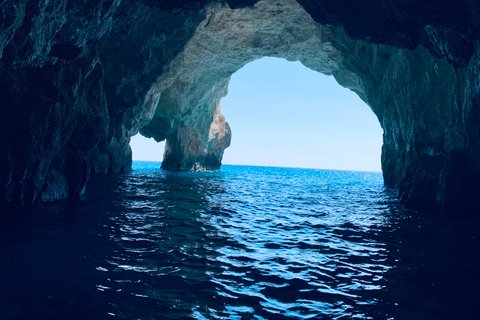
371, 210, 480, 320
0, 164, 479, 320
0, 168, 241, 320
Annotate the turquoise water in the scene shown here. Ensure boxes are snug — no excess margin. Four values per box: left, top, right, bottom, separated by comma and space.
1, 162, 479, 319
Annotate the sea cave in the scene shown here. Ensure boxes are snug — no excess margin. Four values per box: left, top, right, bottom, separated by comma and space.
2, 0, 480, 216
2, 1, 480, 319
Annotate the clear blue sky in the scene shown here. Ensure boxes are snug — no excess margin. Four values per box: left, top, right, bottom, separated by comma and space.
131, 57, 383, 172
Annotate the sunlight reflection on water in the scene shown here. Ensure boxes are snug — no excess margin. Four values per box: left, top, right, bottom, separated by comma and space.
1, 163, 479, 320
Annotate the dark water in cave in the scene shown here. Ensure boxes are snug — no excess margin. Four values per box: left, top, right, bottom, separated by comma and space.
1, 162, 479, 320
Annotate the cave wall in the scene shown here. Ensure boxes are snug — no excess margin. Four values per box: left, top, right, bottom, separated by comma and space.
0, 0, 207, 204
1, 0, 480, 216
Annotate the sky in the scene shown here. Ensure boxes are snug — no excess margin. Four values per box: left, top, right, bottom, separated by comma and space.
130, 57, 383, 172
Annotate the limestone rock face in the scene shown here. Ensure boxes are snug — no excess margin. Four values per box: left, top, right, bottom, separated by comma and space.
1, 0, 480, 216
0, 0, 206, 204
140, 0, 343, 171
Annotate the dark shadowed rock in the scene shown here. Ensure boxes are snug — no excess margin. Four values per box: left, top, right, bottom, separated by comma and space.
436, 149, 467, 216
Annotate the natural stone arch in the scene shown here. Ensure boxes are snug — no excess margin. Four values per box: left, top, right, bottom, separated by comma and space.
138, 0, 472, 214
1, 0, 479, 216
141, 0, 351, 170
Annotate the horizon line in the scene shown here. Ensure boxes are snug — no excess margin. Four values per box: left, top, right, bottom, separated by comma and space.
132, 160, 382, 173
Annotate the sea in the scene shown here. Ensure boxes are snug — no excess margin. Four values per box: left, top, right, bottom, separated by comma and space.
1, 162, 479, 320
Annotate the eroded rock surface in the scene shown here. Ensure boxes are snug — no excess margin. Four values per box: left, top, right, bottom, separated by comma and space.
1, 0, 480, 216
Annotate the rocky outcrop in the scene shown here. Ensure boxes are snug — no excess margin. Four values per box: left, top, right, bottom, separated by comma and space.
1, 0, 480, 216
0, 0, 206, 204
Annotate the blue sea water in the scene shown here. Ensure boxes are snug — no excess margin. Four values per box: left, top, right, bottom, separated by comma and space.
1, 162, 479, 320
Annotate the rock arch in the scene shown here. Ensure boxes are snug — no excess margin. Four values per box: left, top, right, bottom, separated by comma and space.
1, 0, 479, 216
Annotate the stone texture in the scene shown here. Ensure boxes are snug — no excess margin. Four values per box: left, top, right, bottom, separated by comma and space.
1, 0, 480, 217
0, 0, 205, 204
141, 0, 344, 171
296, 0, 480, 68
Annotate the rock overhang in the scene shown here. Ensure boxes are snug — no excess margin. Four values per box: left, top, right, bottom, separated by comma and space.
1, 0, 479, 216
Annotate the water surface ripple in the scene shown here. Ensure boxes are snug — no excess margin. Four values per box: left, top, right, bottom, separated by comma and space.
1, 163, 479, 320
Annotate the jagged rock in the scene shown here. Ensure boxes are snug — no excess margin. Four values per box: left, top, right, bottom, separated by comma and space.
159, 106, 231, 171
436, 149, 467, 216
1, 0, 480, 216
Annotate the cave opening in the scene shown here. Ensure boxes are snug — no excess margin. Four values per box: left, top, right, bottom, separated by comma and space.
130, 134, 166, 163
130, 57, 383, 172
3, 0, 480, 317
218, 57, 383, 172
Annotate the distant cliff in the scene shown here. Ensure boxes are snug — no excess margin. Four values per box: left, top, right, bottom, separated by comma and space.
1, 0, 479, 216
